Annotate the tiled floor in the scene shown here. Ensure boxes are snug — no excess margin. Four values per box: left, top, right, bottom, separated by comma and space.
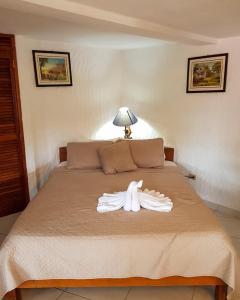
0, 209, 239, 300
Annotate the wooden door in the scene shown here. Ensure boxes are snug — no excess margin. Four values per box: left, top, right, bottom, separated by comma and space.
0, 33, 29, 217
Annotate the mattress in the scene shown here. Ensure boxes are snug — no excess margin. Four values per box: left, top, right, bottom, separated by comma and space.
0, 164, 239, 298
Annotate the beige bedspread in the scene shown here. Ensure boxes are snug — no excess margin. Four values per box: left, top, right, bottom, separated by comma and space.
0, 164, 239, 299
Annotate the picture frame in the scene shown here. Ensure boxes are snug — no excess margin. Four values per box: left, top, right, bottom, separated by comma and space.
32, 50, 72, 87
186, 53, 228, 93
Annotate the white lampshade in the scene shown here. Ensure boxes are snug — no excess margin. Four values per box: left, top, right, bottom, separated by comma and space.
113, 107, 138, 127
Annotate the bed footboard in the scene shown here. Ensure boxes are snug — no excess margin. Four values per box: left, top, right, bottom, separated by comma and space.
4, 289, 21, 300
4, 276, 227, 300
215, 284, 228, 300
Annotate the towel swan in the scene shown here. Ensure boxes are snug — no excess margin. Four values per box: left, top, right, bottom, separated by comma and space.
124, 180, 143, 212
97, 180, 173, 213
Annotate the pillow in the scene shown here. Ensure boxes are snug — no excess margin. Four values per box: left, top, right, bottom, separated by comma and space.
129, 138, 164, 168
67, 141, 112, 169
98, 141, 137, 174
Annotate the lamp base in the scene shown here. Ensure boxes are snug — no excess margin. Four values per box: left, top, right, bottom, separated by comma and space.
124, 126, 132, 139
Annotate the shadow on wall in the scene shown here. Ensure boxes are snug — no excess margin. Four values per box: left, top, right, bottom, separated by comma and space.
27, 171, 38, 199
27, 149, 62, 199
35, 164, 54, 192
191, 171, 240, 211
177, 159, 240, 211
92, 117, 160, 140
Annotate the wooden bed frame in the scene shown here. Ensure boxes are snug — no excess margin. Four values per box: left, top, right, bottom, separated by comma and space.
4, 146, 228, 300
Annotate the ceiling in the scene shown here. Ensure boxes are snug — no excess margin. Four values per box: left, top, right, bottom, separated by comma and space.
0, 0, 239, 48
70, 0, 240, 38
0, 7, 165, 49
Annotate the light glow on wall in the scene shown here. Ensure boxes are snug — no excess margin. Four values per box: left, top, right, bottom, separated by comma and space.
92, 117, 159, 140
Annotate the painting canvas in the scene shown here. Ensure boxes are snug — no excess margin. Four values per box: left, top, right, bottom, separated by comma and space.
186, 53, 228, 93
32, 51, 72, 87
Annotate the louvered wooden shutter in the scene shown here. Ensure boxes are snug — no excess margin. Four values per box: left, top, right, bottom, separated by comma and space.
0, 34, 29, 217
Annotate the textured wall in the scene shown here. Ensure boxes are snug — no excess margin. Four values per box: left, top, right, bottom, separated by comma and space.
122, 38, 240, 211
16, 36, 123, 197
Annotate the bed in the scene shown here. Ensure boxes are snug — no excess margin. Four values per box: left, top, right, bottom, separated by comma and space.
1, 146, 238, 300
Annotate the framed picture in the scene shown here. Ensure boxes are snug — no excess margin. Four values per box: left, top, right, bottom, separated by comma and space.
186, 53, 228, 93
32, 50, 72, 87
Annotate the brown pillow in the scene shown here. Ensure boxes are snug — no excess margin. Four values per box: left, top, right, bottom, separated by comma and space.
67, 141, 112, 169
98, 141, 137, 174
129, 138, 164, 168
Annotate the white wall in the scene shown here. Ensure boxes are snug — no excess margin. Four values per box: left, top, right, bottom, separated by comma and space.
122, 38, 240, 211
16, 35, 240, 211
16, 36, 123, 197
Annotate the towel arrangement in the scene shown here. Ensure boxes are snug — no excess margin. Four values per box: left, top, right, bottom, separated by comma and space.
97, 180, 173, 213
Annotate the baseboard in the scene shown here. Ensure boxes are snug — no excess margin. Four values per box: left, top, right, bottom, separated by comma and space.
204, 200, 240, 219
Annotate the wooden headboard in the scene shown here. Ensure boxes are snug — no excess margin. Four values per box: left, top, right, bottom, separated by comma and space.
59, 146, 174, 163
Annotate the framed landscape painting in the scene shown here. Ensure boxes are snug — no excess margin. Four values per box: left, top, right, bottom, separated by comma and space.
32, 50, 72, 87
186, 53, 228, 93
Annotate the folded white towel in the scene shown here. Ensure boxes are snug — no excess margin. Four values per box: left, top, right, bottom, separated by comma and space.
97, 192, 126, 213
97, 180, 173, 213
131, 189, 140, 212
123, 180, 143, 212
123, 182, 133, 212
139, 191, 173, 212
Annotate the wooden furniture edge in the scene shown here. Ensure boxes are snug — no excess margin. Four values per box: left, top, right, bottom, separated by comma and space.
59, 146, 174, 163
0, 33, 29, 216
12, 34, 30, 209
4, 276, 227, 300
18, 276, 226, 288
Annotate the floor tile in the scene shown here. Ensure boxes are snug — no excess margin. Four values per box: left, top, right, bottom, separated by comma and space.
66, 287, 129, 300
20, 288, 63, 300
215, 212, 240, 239
230, 291, 240, 300
0, 213, 19, 235
126, 286, 193, 300
193, 287, 214, 300
59, 291, 90, 299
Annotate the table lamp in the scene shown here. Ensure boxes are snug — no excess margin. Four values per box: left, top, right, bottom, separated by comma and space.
113, 107, 138, 139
